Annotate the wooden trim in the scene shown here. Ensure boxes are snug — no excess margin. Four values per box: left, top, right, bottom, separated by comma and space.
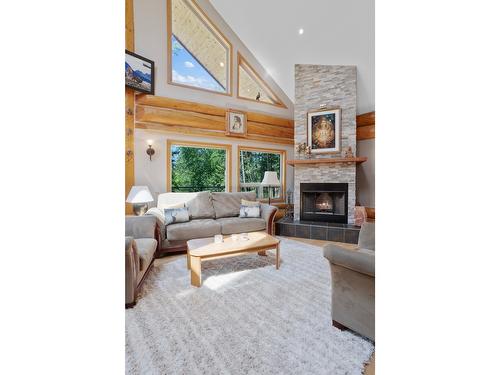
136, 94, 292, 127
356, 111, 375, 127
237, 52, 287, 109
136, 122, 294, 145
134, 94, 294, 145
287, 157, 367, 166
125, 0, 135, 215
237, 145, 287, 202
366, 207, 375, 220
136, 105, 225, 130
356, 111, 375, 140
356, 125, 375, 140
166, 139, 232, 192
166, 0, 233, 96
137, 95, 225, 117
125, 0, 134, 51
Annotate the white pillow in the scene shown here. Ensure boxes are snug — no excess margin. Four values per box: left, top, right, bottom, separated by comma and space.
145, 207, 165, 225
239, 205, 260, 218
241, 199, 260, 207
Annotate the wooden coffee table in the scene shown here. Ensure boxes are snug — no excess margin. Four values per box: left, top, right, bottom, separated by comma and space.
186, 232, 280, 287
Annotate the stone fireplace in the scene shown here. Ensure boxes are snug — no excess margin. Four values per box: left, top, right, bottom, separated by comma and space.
293, 64, 357, 225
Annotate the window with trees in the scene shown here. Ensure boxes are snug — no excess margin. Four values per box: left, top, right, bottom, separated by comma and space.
237, 53, 285, 107
168, 141, 232, 192
238, 146, 286, 201
168, 0, 231, 94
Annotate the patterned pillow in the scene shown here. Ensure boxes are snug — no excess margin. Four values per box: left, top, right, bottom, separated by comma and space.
241, 199, 260, 207
164, 206, 190, 225
239, 205, 260, 218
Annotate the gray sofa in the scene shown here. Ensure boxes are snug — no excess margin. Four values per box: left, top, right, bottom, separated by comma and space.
323, 222, 375, 341
125, 215, 158, 308
147, 191, 278, 256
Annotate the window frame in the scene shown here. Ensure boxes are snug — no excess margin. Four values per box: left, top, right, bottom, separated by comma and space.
166, 0, 233, 96
237, 53, 286, 109
167, 139, 233, 192
237, 145, 287, 202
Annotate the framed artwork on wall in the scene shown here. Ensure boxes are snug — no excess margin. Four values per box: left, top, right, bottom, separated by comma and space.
226, 109, 247, 137
125, 50, 155, 94
307, 107, 341, 153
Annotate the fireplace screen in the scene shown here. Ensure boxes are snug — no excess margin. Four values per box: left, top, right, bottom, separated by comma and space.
300, 183, 348, 223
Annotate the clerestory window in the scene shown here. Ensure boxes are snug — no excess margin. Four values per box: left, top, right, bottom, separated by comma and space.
168, 0, 232, 95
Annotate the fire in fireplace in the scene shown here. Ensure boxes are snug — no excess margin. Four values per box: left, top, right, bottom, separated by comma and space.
300, 183, 348, 223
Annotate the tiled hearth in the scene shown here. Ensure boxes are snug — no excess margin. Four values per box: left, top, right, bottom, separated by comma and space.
276, 217, 360, 244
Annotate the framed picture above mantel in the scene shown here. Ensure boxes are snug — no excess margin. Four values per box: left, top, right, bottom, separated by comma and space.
307, 107, 341, 154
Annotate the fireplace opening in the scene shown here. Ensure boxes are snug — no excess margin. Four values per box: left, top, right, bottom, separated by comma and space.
300, 183, 348, 223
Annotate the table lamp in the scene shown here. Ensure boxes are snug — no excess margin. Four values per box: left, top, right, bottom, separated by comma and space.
261, 171, 281, 205
126, 186, 154, 216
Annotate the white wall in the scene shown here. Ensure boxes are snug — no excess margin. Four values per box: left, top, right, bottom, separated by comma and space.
211, 0, 375, 115
133, 0, 294, 118
134, 129, 294, 204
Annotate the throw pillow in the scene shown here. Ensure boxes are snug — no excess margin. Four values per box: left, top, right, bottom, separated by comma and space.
164, 206, 190, 225
241, 199, 260, 207
239, 205, 260, 218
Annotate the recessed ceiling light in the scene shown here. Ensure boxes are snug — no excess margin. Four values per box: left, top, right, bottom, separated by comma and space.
220, 62, 224, 67
298, 28, 304, 35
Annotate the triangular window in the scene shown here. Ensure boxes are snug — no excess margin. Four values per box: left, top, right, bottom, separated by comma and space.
238, 53, 285, 107
168, 0, 231, 94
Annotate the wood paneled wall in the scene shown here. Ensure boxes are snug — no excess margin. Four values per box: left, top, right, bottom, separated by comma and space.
125, 0, 135, 214
135, 95, 294, 145
356, 111, 375, 140
356, 111, 375, 220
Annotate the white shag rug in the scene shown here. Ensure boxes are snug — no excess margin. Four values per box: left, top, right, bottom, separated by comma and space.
126, 237, 374, 375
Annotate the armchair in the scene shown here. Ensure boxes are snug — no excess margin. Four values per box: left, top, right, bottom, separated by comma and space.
323, 222, 375, 340
125, 215, 158, 308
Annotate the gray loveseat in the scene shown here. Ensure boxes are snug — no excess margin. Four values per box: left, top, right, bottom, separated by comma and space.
323, 222, 375, 341
125, 215, 158, 308
147, 191, 278, 257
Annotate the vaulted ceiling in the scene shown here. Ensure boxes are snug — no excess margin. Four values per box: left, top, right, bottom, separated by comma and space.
210, 0, 374, 114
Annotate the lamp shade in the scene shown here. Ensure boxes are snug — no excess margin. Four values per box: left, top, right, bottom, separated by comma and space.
126, 186, 154, 204
261, 171, 280, 186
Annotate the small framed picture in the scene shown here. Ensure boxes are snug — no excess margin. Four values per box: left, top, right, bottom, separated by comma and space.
226, 109, 247, 137
307, 107, 341, 153
125, 50, 155, 94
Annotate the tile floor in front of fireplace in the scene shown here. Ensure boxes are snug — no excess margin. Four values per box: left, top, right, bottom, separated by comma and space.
275, 217, 361, 243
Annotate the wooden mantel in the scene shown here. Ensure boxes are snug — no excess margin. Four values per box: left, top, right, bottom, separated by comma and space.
287, 157, 367, 166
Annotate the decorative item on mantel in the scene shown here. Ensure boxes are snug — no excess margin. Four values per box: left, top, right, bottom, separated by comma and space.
295, 142, 312, 158
354, 206, 368, 226
343, 146, 354, 158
